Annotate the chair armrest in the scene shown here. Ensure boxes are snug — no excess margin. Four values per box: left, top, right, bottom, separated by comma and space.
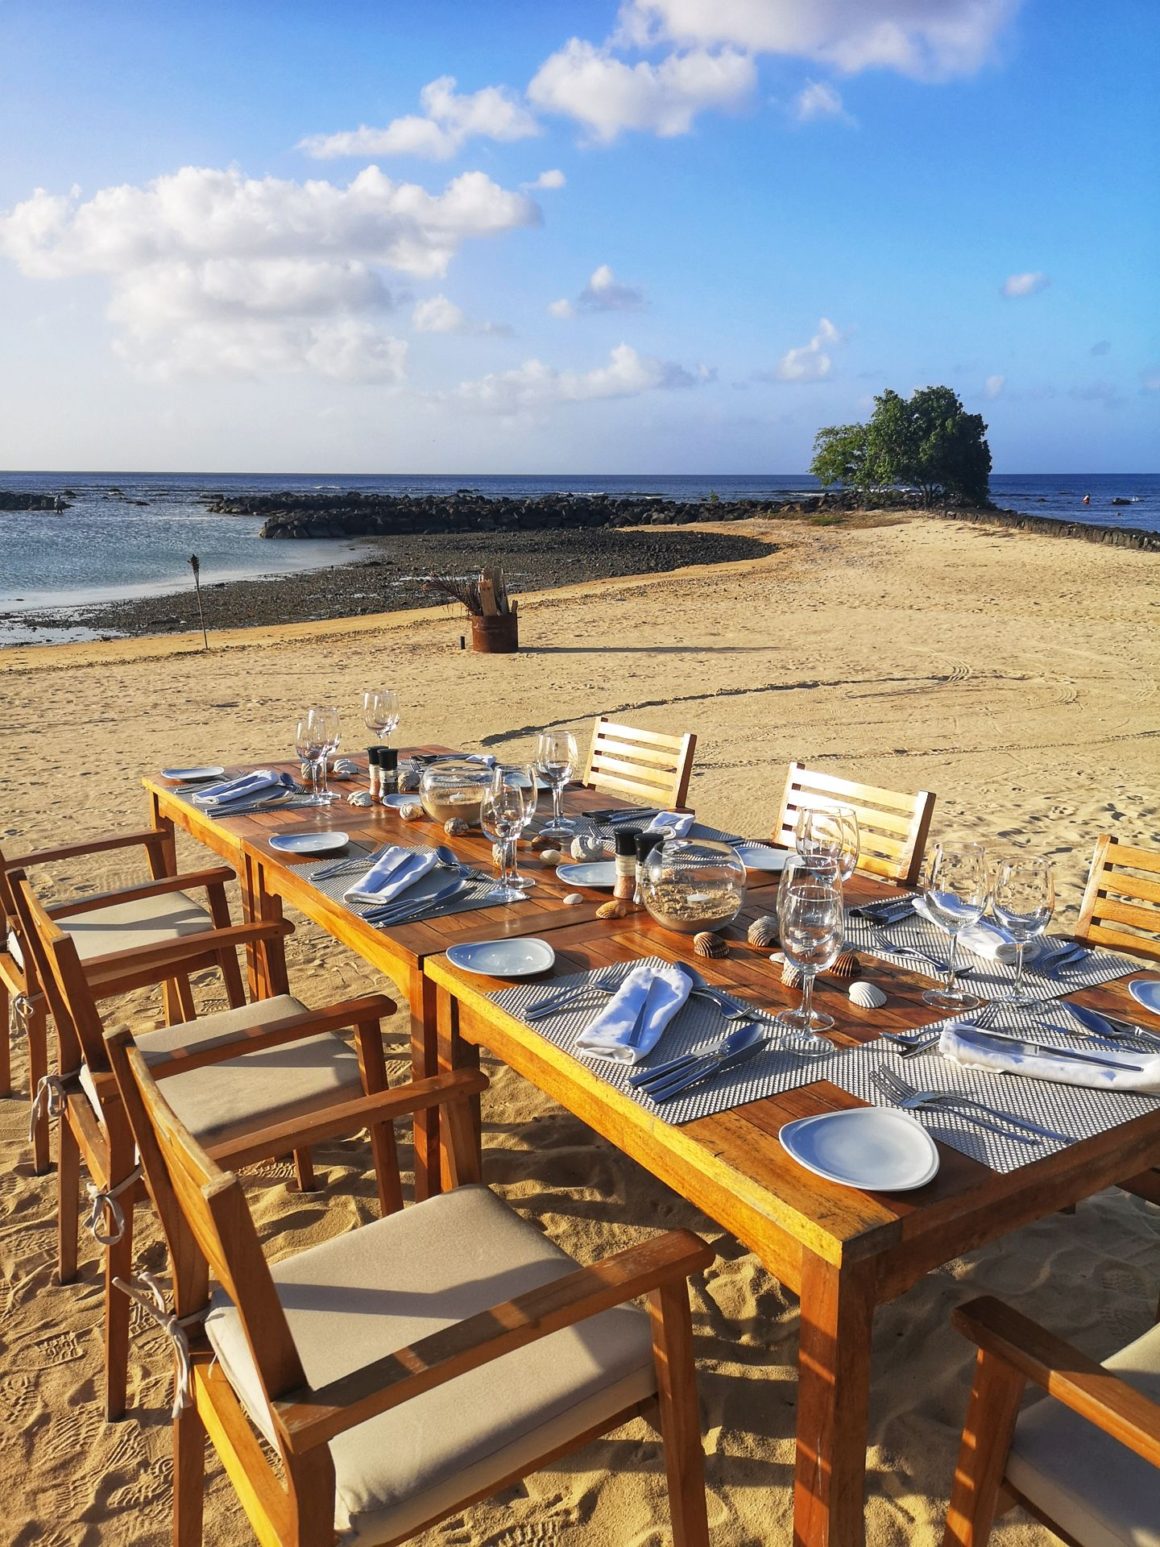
132, 992, 397, 1076
2, 828, 172, 871
953, 1296, 1160, 1468
211, 1068, 488, 1172
47, 866, 238, 918
83, 918, 294, 993
275, 1227, 713, 1453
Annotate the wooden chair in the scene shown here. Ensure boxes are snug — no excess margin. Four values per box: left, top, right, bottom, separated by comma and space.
943, 1295, 1160, 1546
583, 716, 697, 811
1, 828, 246, 1173
11, 869, 402, 1420
107, 1024, 714, 1547
772, 762, 936, 885
1075, 834, 1160, 964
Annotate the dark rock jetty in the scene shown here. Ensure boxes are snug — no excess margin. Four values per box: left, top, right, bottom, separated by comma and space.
0, 491, 69, 512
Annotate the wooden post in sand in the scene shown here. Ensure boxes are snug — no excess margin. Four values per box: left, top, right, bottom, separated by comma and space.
188, 554, 209, 650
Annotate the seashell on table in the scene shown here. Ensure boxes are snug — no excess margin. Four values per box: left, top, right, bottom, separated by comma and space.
347, 790, 375, 807
747, 914, 778, 948
694, 931, 729, 958
849, 980, 887, 1009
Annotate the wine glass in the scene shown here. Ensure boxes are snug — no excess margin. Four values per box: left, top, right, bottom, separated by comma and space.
479, 773, 531, 902
534, 731, 578, 840
776, 864, 845, 1033
795, 805, 859, 880
295, 705, 340, 805
919, 841, 988, 1009
992, 854, 1055, 1005
495, 764, 539, 891
363, 689, 400, 748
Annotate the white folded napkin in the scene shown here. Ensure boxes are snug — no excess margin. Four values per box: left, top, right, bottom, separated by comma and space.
646, 811, 695, 837
576, 961, 691, 1065
343, 846, 438, 905
193, 769, 294, 808
939, 1022, 1160, 1094
911, 896, 1042, 965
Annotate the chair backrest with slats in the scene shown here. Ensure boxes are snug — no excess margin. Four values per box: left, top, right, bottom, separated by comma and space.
9, 871, 95, 1073
773, 762, 936, 885
1075, 835, 1160, 962
583, 717, 697, 811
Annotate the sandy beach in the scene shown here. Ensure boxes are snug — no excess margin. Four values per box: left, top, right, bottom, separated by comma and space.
2, 513, 1158, 1546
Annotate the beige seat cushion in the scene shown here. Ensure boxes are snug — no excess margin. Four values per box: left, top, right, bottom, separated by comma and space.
58, 889, 215, 963
206, 1184, 657, 1544
81, 994, 364, 1147
1006, 1322, 1160, 1547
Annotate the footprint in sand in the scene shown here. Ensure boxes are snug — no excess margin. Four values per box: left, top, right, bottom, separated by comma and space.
41, 1406, 103, 1464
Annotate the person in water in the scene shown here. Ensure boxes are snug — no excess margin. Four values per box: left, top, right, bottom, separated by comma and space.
1082, 494, 1091, 504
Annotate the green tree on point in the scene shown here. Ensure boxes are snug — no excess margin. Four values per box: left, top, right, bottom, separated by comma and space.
812, 385, 991, 507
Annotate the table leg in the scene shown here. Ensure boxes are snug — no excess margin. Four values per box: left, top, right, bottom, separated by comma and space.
410, 967, 441, 1201
148, 800, 189, 1025
247, 855, 289, 999
793, 1251, 877, 1547
435, 984, 482, 1190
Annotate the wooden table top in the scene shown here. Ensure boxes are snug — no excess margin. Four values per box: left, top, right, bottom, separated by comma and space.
426, 893, 1160, 1292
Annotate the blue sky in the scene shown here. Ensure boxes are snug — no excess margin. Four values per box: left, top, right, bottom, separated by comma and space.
1, 0, 1156, 473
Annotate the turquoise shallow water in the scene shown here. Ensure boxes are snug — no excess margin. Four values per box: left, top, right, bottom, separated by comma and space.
0, 470, 1154, 621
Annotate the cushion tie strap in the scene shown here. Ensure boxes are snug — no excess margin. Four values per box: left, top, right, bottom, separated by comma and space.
11, 993, 35, 1037
113, 1271, 204, 1419
85, 1165, 142, 1246
29, 1071, 79, 1141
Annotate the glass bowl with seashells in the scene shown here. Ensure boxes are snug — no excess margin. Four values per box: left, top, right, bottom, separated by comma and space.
418, 759, 494, 827
639, 838, 746, 935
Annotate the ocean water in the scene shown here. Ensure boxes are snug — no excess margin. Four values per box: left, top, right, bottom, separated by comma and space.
0, 470, 1154, 643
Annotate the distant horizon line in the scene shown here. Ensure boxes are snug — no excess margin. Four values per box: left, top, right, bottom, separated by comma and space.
1, 468, 1155, 479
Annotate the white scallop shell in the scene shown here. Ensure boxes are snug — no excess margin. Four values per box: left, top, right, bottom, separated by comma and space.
849, 980, 887, 1009
332, 758, 359, 778
347, 790, 375, 807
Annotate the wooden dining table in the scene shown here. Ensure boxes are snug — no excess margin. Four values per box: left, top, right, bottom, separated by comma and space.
143, 749, 744, 1196
423, 890, 1160, 1547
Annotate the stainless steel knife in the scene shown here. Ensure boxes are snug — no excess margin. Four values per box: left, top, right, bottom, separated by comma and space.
1066, 1002, 1160, 1048
958, 1023, 1144, 1072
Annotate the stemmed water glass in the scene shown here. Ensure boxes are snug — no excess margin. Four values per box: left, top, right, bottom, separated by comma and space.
992, 854, 1055, 1005
295, 705, 340, 805
919, 841, 988, 1009
534, 731, 578, 840
795, 805, 859, 880
776, 862, 845, 1033
497, 764, 539, 891
480, 771, 533, 903
363, 689, 400, 748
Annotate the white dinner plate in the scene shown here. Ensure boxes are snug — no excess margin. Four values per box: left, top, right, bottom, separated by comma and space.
446, 938, 556, 978
733, 842, 789, 872
268, 830, 350, 856
162, 765, 225, 782
1128, 978, 1160, 1016
383, 792, 417, 809
556, 860, 618, 888
779, 1107, 940, 1192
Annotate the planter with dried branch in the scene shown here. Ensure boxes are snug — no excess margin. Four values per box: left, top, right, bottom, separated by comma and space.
423, 563, 519, 653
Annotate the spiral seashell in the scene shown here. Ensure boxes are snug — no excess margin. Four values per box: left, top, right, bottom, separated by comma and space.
781, 961, 803, 989
444, 818, 471, 837
693, 931, 729, 958
563, 892, 586, 905
826, 950, 862, 981
398, 769, 420, 793
596, 898, 631, 919
346, 790, 375, 807
399, 801, 424, 821
538, 847, 563, 866
570, 833, 605, 861
849, 980, 887, 1009
747, 914, 779, 948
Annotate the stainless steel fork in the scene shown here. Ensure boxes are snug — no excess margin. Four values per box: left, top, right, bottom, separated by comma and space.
871, 1066, 1068, 1143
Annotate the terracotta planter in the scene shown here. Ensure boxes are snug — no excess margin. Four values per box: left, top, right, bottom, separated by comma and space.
470, 613, 519, 653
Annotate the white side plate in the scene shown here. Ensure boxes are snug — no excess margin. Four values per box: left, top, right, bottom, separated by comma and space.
383, 792, 416, 809
1128, 978, 1160, 1016
446, 938, 556, 978
733, 843, 789, 872
779, 1107, 939, 1192
268, 831, 350, 856
162, 765, 226, 782
556, 860, 618, 888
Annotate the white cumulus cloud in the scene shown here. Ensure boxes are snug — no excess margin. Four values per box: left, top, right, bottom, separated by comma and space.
525, 168, 567, 190
984, 373, 1005, 398
1002, 270, 1049, 298
451, 341, 709, 414
775, 317, 842, 381
528, 37, 756, 141
0, 164, 536, 378
793, 79, 854, 123
618, 0, 1020, 81
551, 263, 646, 317
412, 294, 510, 336
299, 75, 540, 161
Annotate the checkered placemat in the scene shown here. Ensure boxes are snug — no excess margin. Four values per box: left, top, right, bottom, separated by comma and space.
585, 816, 744, 846
489, 958, 856, 1126
846, 902, 1138, 1003
169, 783, 318, 815
300, 846, 528, 927
827, 1026, 1160, 1174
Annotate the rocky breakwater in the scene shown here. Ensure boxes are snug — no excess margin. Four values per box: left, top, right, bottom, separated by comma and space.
0, 490, 71, 512
203, 488, 858, 539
